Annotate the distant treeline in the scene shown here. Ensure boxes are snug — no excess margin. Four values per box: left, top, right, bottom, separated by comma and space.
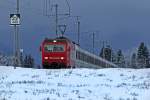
0, 42, 150, 69
0, 52, 35, 68
99, 42, 150, 68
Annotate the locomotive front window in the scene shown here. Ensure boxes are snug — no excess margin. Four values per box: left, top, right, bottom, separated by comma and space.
44, 44, 65, 52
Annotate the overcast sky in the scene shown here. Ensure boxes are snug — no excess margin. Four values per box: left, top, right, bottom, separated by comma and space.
1, 0, 150, 65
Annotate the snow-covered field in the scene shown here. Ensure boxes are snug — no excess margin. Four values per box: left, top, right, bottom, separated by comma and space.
0, 66, 150, 100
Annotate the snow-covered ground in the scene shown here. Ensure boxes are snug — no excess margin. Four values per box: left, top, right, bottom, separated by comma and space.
0, 66, 150, 100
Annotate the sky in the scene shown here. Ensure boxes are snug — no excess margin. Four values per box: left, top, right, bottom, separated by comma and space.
1, 0, 150, 65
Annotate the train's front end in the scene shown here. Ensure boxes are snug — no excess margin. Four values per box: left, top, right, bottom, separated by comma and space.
41, 38, 68, 69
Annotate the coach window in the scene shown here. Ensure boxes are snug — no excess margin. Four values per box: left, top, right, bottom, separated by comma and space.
83, 53, 86, 61
76, 51, 78, 59
89, 57, 92, 64
104, 62, 106, 67
95, 59, 99, 66
87, 56, 90, 63
101, 61, 103, 66
79, 52, 81, 60
76, 51, 79, 59
81, 52, 84, 61
98, 60, 100, 66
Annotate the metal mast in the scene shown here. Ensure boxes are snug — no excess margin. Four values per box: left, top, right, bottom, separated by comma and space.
77, 16, 80, 45
92, 32, 95, 54
55, 4, 58, 37
101, 40, 108, 59
14, 0, 21, 67
102, 41, 105, 59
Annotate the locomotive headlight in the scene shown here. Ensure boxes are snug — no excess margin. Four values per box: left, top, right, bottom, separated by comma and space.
44, 57, 48, 60
60, 57, 64, 60
53, 40, 57, 42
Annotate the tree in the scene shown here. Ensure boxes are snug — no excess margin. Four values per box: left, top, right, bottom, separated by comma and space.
111, 51, 117, 63
99, 45, 112, 61
137, 42, 150, 68
23, 55, 28, 67
28, 55, 34, 68
0, 52, 14, 66
131, 53, 137, 68
20, 51, 24, 66
115, 49, 125, 67
23, 54, 34, 68
143, 46, 150, 68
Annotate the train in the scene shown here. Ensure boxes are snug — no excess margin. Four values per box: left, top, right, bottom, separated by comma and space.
40, 37, 117, 69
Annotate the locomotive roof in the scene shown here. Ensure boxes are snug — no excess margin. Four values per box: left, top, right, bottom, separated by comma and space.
43, 36, 79, 46
44, 36, 71, 43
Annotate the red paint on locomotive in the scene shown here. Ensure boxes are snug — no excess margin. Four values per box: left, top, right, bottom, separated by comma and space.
40, 37, 75, 69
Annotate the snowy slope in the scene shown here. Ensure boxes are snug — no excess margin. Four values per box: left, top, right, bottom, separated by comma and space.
0, 66, 150, 100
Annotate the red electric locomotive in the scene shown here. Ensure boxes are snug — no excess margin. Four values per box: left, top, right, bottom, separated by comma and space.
40, 37, 75, 69
40, 36, 117, 69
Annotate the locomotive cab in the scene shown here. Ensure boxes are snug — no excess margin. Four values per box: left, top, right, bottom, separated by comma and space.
41, 37, 73, 69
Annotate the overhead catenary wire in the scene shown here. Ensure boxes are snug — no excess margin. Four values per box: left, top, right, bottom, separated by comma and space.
65, 0, 71, 16
43, 0, 71, 37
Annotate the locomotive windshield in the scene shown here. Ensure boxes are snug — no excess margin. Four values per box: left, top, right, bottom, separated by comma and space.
44, 44, 65, 52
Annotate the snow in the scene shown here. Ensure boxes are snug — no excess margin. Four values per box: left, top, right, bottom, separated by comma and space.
0, 66, 150, 100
